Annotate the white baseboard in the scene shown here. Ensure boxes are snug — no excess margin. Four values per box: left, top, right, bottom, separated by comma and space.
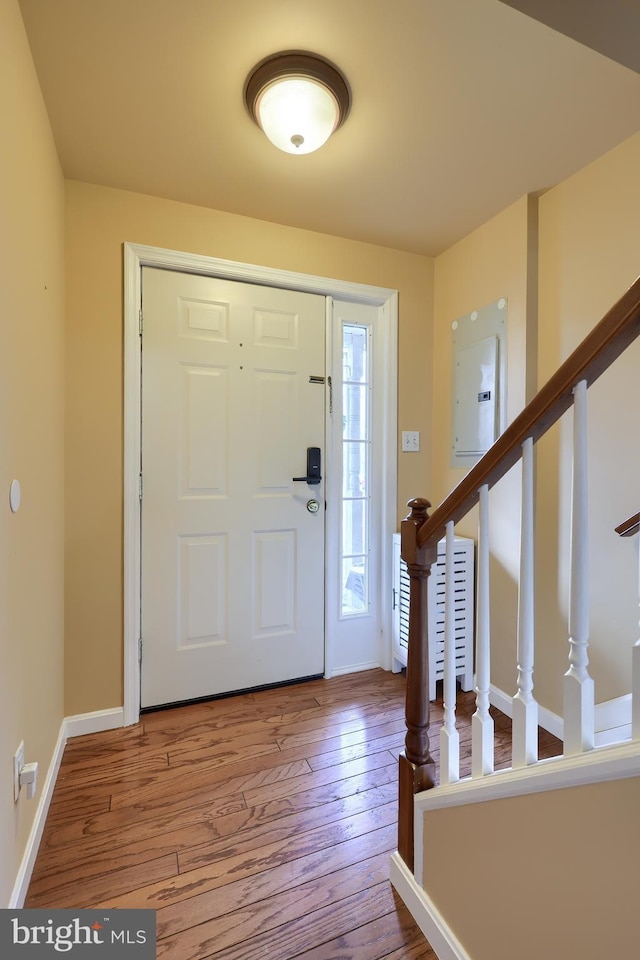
594, 694, 631, 746
65, 707, 124, 739
489, 683, 563, 740
8, 721, 66, 908
595, 723, 632, 747
328, 660, 381, 678
488, 684, 513, 719
9, 706, 124, 907
390, 852, 472, 960
490, 684, 632, 746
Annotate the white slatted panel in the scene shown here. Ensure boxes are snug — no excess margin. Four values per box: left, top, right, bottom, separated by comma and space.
394, 536, 474, 701
429, 541, 475, 700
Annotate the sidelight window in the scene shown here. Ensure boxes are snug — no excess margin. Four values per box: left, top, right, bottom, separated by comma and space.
341, 323, 371, 616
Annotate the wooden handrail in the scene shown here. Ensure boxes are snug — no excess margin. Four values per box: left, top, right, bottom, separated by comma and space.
397, 275, 640, 871
418, 275, 640, 551
615, 512, 640, 537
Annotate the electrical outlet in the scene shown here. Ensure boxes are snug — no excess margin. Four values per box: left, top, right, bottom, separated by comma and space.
13, 741, 24, 803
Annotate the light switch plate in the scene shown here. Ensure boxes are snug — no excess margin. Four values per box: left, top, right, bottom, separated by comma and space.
402, 431, 420, 452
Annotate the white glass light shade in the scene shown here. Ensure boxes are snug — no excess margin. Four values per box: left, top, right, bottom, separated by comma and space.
255, 76, 340, 155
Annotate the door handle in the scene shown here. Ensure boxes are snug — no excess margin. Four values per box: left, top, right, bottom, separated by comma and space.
292, 447, 322, 485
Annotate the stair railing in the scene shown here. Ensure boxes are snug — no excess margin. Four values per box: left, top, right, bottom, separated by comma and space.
615, 512, 640, 538
398, 276, 640, 870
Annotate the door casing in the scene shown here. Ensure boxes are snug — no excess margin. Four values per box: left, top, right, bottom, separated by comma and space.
123, 242, 398, 725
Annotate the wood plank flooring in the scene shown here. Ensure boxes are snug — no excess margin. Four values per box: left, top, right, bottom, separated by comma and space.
26, 669, 561, 959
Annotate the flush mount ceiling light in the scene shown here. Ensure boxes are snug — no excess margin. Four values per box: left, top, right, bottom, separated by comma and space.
244, 51, 351, 155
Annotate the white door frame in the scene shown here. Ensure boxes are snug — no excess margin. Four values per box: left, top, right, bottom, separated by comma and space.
123, 242, 398, 725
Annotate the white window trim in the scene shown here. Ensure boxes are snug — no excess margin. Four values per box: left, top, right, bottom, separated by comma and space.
324, 300, 390, 676
123, 242, 397, 724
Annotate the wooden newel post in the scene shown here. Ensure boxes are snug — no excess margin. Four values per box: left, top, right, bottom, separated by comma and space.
398, 497, 437, 870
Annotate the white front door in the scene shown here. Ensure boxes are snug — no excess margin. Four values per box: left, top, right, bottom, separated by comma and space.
140, 268, 326, 708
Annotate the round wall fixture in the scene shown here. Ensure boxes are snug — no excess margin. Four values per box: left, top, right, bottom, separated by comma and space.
244, 51, 351, 155
9, 479, 21, 513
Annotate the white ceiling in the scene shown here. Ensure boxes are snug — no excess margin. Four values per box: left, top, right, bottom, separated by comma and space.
18, 0, 640, 256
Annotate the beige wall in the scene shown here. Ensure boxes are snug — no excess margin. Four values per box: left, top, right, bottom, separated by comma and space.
430, 133, 640, 714
64, 180, 434, 714
3, 0, 637, 909
536, 131, 640, 711
0, 0, 65, 905
422, 775, 640, 960
432, 195, 537, 698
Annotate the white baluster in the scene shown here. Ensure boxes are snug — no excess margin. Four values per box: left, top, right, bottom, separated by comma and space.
633, 536, 640, 740
512, 437, 538, 767
440, 520, 460, 784
563, 379, 594, 754
472, 484, 494, 776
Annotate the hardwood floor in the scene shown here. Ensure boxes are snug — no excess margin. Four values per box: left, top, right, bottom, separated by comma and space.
26, 669, 561, 959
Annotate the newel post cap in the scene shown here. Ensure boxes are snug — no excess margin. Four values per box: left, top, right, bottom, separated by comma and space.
401, 498, 431, 565
406, 497, 431, 524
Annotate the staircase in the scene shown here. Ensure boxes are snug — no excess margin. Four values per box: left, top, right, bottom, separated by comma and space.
391, 277, 640, 960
